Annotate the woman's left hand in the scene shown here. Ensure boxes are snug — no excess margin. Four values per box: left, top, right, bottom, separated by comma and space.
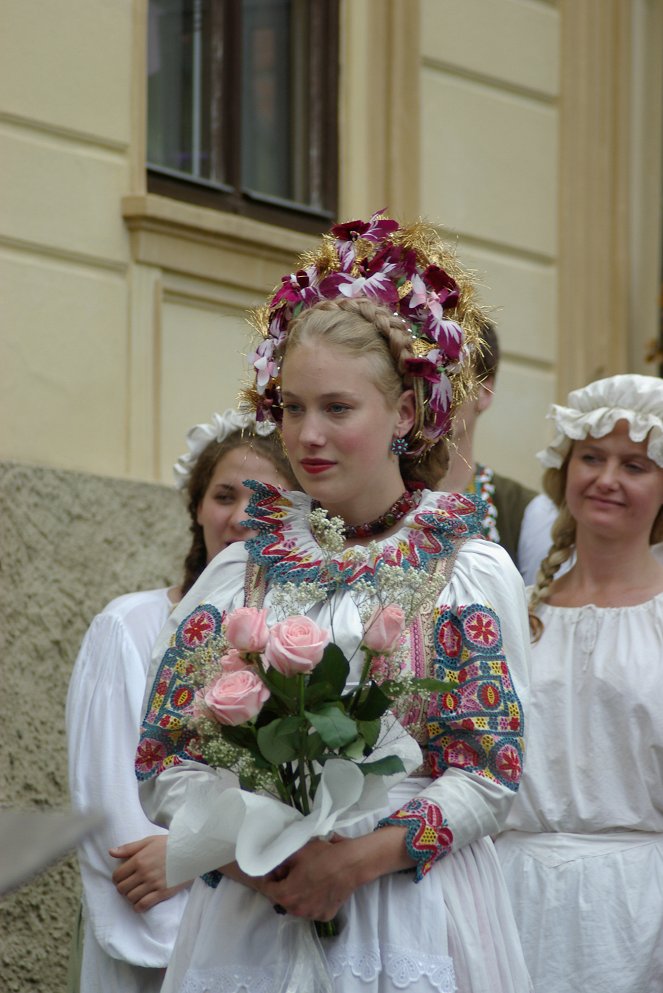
262, 826, 412, 921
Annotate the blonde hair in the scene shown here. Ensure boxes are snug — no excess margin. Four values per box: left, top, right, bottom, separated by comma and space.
282, 297, 449, 488
528, 455, 663, 640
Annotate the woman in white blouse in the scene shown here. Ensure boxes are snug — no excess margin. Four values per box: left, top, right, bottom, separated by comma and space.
66, 410, 295, 993
496, 374, 663, 993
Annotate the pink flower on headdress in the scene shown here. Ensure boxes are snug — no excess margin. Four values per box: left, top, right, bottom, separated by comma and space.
249, 339, 278, 390
408, 273, 429, 309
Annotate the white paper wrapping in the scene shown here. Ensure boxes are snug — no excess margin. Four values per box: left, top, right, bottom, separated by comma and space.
166, 717, 422, 886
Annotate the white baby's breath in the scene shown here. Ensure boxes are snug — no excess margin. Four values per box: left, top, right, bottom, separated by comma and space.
308, 507, 346, 554
270, 580, 328, 619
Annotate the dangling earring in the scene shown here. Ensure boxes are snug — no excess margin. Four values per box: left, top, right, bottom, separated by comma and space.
390, 435, 409, 456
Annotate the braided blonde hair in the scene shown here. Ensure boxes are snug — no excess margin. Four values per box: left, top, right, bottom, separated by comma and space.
282, 297, 450, 488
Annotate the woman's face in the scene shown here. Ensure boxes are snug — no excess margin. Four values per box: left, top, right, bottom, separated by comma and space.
280, 341, 414, 525
566, 421, 663, 541
197, 445, 290, 563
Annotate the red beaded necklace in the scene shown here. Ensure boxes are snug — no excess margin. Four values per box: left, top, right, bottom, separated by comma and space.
314, 489, 422, 540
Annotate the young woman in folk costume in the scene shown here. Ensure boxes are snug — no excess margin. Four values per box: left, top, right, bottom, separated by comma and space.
495, 374, 663, 993
67, 410, 294, 993
137, 213, 533, 993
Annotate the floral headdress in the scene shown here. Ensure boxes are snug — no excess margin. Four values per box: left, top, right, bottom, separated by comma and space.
245, 210, 484, 457
173, 407, 276, 490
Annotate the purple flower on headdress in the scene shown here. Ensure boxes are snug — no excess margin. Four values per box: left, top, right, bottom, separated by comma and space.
425, 318, 463, 361
320, 267, 400, 306
364, 244, 412, 281
331, 210, 400, 245
423, 265, 460, 309
270, 266, 321, 310
430, 368, 453, 416
403, 355, 441, 382
255, 384, 282, 423
331, 218, 371, 242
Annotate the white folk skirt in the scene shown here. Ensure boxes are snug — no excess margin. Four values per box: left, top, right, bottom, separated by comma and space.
163, 779, 531, 993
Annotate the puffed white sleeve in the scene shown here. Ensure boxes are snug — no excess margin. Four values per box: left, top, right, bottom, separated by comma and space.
137, 545, 250, 847
378, 537, 531, 880
66, 602, 189, 966
517, 493, 558, 585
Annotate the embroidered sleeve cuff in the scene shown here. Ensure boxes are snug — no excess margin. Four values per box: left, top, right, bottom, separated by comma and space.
376, 797, 453, 882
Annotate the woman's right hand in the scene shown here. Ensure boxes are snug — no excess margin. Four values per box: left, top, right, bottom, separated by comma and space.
110, 834, 189, 912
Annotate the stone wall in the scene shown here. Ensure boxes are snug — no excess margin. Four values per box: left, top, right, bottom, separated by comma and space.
0, 461, 188, 992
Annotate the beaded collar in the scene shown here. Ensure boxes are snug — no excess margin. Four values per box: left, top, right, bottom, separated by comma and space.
312, 489, 423, 540
469, 463, 500, 543
243, 481, 486, 591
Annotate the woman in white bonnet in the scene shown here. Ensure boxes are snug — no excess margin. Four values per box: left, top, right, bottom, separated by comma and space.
495, 374, 663, 993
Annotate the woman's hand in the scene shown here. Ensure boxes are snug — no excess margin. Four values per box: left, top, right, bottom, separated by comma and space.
259, 827, 413, 922
110, 834, 189, 912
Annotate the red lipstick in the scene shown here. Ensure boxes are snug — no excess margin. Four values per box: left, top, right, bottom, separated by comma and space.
300, 459, 335, 475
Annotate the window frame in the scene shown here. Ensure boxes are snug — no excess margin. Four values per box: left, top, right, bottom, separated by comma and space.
146, 0, 339, 234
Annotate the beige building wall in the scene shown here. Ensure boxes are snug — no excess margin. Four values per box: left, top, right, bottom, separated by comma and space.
3, 0, 660, 492
0, 0, 318, 486
2, 0, 662, 988
420, 0, 560, 489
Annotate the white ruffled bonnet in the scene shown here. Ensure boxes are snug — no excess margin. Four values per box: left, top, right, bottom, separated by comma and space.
537, 374, 663, 470
173, 408, 276, 490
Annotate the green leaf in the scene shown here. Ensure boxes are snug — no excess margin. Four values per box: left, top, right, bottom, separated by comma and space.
308, 643, 350, 696
357, 718, 381, 748
305, 731, 325, 761
304, 682, 335, 709
262, 669, 299, 707
357, 755, 406, 777
341, 737, 367, 760
257, 716, 301, 764
305, 705, 357, 748
220, 725, 259, 753
353, 681, 391, 720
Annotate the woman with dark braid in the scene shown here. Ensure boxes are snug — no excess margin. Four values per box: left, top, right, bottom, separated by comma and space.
66, 410, 295, 993
496, 374, 663, 993
137, 214, 532, 993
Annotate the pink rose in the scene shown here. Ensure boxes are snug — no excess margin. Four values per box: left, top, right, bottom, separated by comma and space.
225, 607, 269, 653
220, 649, 248, 673
203, 670, 270, 725
263, 616, 331, 676
363, 605, 406, 654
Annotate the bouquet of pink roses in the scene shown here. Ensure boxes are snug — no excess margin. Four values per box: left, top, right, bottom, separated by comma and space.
190, 602, 433, 819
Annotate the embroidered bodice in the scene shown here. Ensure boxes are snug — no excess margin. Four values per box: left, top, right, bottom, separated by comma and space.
243, 482, 484, 589
137, 484, 529, 880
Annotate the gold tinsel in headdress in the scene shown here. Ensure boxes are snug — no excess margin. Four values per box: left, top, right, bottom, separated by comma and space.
243, 210, 486, 452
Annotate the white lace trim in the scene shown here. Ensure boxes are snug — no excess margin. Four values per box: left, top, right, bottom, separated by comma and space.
327, 940, 455, 992
176, 941, 456, 993
179, 965, 274, 993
